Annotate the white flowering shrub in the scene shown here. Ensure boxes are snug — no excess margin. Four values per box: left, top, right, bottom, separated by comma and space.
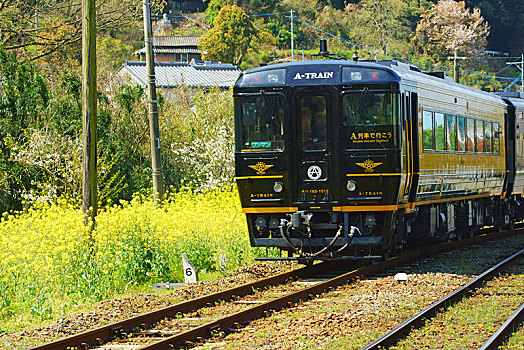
7, 128, 82, 202
8, 128, 127, 205
162, 87, 235, 190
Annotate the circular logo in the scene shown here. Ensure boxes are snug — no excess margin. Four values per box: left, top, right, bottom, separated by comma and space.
307, 165, 322, 180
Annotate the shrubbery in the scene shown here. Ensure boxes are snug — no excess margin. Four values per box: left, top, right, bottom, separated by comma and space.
0, 187, 253, 329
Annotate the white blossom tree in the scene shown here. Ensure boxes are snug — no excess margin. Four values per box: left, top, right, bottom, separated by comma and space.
415, 0, 489, 59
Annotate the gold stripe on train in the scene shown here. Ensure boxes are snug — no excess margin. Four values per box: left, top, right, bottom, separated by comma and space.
235, 175, 284, 180
346, 173, 403, 177
242, 207, 298, 214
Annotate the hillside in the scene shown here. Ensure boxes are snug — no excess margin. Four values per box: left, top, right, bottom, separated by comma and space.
167, 0, 523, 55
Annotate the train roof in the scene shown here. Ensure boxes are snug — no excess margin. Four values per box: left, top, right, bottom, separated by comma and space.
235, 59, 504, 105
495, 91, 524, 109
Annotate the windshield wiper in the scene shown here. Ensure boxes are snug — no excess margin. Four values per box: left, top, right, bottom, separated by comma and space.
260, 90, 278, 122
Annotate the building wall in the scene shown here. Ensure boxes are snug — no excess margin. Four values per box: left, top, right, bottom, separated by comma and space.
140, 53, 202, 63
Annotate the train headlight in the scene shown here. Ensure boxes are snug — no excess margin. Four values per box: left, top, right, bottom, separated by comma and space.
347, 180, 357, 192
273, 181, 284, 193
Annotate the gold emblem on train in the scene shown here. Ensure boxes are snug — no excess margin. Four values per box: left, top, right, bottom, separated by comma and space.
356, 159, 383, 172
248, 162, 274, 175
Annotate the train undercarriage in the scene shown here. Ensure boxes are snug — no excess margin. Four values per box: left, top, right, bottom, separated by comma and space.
250, 195, 523, 261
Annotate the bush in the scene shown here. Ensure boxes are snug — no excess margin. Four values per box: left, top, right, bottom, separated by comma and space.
162, 87, 235, 190
0, 187, 251, 329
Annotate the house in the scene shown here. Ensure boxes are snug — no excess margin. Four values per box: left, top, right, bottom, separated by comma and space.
137, 36, 201, 63
116, 60, 241, 98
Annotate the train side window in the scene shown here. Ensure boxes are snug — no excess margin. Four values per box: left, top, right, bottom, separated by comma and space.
485, 122, 492, 152
445, 114, 457, 151
435, 112, 445, 151
475, 119, 484, 152
457, 116, 466, 151
422, 110, 434, 150
493, 123, 500, 153
466, 118, 475, 152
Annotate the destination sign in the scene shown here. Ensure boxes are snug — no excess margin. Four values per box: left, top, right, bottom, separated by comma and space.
287, 66, 340, 85
293, 71, 334, 80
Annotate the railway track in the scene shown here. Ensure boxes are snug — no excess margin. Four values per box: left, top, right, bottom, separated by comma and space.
362, 247, 524, 350
31, 229, 519, 350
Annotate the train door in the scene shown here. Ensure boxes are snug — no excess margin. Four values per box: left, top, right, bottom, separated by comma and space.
293, 90, 337, 206
408, 92, 419, 202
400, 92, 410, 200
401, 92, 413, 199
400, 90, 418, 203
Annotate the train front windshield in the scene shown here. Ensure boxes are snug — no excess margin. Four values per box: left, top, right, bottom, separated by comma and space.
235, 95, 285, 152
342, 92, 400, 149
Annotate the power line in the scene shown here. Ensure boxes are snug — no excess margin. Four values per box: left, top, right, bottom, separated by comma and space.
152, 11, 289, 19
506, 55, 524, 92
293, 17, 449, 73
292, 17, 520, 83
36, 2, 81, 13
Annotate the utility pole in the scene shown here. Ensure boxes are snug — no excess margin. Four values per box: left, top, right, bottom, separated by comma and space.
35, 1, 38, 34
143, 0, 165, 202
507, 54, 524, 92
290, 9, 294, 61
82, 0, 97, 225
447, 49, 466, 83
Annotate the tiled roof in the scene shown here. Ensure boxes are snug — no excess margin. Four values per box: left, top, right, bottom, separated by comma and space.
136, 36, 201, 55
118, 61, 241, 89
152, 36, 200, 47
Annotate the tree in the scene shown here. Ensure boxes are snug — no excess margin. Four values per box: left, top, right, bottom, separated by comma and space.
356, 0, 411, 55
0, 0, 164, 63
199, 5, 258, 65
415, 0, 490, 60
0, 47, 49, 137
97, 36, 133, 79
0, 47, 50, 213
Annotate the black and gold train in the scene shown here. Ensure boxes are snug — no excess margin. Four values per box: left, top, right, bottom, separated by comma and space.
233, 52, 524, 260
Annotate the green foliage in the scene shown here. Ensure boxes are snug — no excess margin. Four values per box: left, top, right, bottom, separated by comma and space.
97, 36, 133, 76
205, 0, 227, 26
182, 234, 217, 273
0, 48, 50, 213
460, 70, 504, 91
199, 5, 258, 65
47, 70, 82, 136
0, 48, 49, 138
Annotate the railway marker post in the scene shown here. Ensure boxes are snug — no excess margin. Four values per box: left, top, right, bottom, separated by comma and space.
182, 253, 198, 283
219, 253, 227, 273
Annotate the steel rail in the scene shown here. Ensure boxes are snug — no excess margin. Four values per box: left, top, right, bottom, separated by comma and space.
29, 263, 325, 350
480, 302, 524, 350
136, 231, 519, 350
361, 247, 524, 350
31, 229, 518, 350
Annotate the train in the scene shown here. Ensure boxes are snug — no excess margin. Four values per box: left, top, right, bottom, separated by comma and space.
233, 45, 524, 260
